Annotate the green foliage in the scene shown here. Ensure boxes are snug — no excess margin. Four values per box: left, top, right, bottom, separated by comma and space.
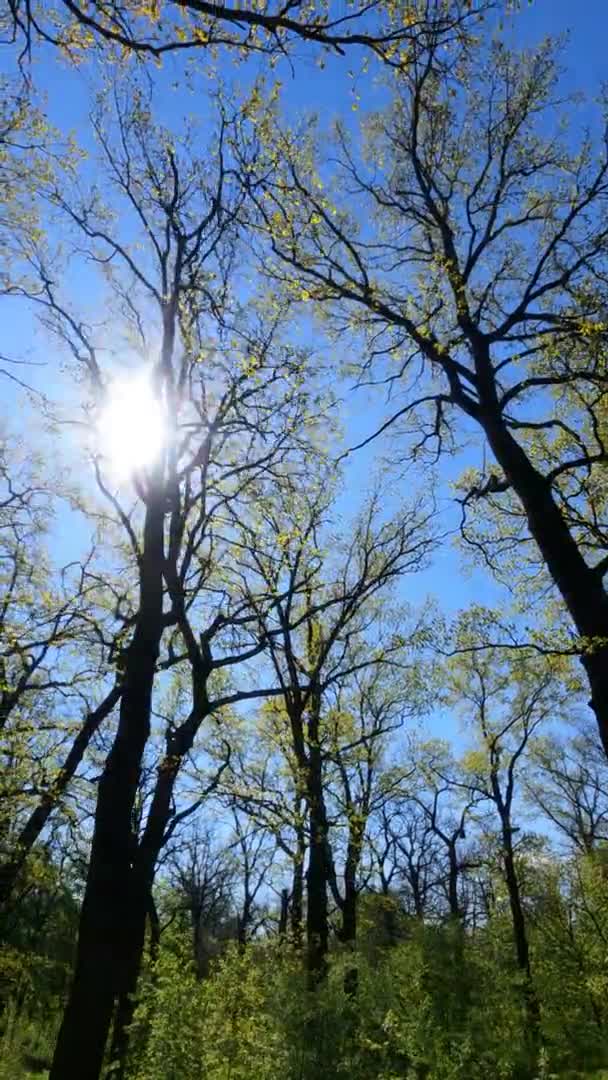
129, 935, 291, 1080
0, 998, 57, 1080
124, 912, 608, 1080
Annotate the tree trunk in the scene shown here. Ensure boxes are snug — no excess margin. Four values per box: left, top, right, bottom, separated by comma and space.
0, 684, 121, 910
583, 651, 608, 760
106, 701, 211, 1074
480, 406, 608, 756
237, 888, 253, 950
446, 844, 461, 920
291, 824, 305, 946
49, 495, 165, 1080
106, 883, 162, 1079
306, 734, 329, 985
341, 829, 362, 997
502, 834, 541, 1039
148, 892, 160, 964
278, 888, 289, 939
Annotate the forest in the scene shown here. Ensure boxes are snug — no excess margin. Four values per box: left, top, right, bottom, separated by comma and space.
1, 1, 608, 1077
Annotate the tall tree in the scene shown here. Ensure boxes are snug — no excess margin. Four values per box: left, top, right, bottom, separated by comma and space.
324, 666, 418, 955
11, 78, 321, 1079
234, 475, 435, 980
242, 33, 608, 755
445, 643, 567, 1041
403, 742, 481, 922
165, 826, 239, 979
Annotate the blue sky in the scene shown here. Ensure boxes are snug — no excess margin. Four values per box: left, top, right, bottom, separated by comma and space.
1, 1, 605, 741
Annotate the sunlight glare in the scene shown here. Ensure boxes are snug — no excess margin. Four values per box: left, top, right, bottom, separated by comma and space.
97, 371, 166, 480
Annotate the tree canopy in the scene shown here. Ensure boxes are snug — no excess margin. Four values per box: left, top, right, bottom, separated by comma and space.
1, 3, 608, 1079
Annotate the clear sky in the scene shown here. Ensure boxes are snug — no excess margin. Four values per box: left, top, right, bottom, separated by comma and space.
1, 1, 606, 741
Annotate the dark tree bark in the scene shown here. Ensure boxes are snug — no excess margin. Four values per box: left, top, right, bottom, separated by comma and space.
49, 493, 165, 1080
278, 887, 289, 939
290, 822, 306, 946
489, 764, 541, 1041
500, 822, 541, 1037
478, 398, 608, 757
341, 843, 360, 997
445, 839, 461, 921
305, 720, 330, 985
105, 705, 213, 1077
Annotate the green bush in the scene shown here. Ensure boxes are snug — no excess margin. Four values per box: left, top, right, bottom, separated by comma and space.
126, 923, 542, 1080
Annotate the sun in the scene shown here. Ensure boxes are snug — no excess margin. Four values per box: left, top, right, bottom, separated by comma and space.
97, 370, 167, 480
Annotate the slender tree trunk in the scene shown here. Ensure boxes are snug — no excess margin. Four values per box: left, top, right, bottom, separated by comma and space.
446, 844, 461, 920
306, 827, 328, 982
341, 830, 362, 997
410, 869, 424, 920
278, 887, 289, 939
0, 684, 121, 910
501, 833, 541, 1039
108, 989, 137, 1080
503, 846, 531, 978
306, 734, 329, 985
291, 825, 305, 946
49, 495, 165, 1080
237, 893, 252, 949
444, 843, 467, 1029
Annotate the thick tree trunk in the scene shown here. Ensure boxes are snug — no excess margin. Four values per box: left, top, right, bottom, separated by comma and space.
583, 652, 608, 759
106, 700, 211, 1074
480, 407, 608, 755
106, 880, 163, 1080
106, 881, 163, 1078
49, 496, 165, 1080
0, 684, 121, 910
